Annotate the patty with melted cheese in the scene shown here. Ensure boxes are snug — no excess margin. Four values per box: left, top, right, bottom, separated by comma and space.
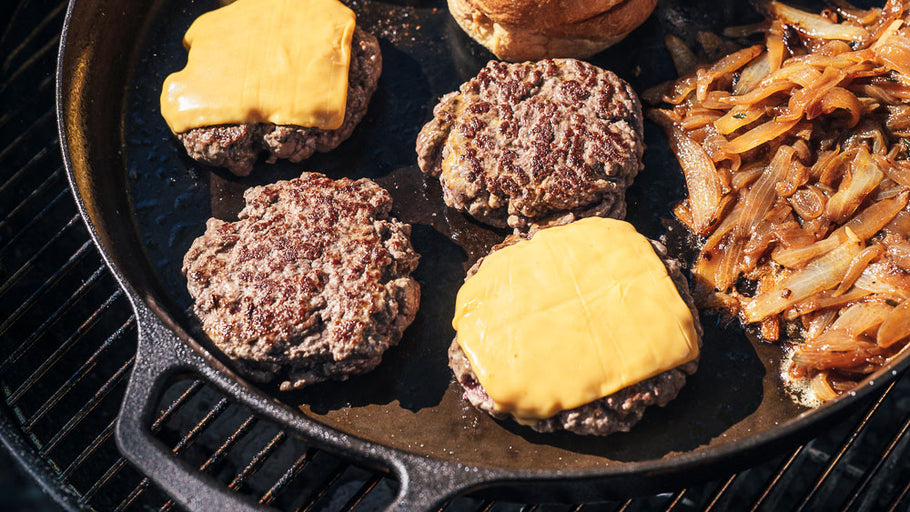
177, 27, 381, 177
449, 218, 703, 435
161, 0, 382, 176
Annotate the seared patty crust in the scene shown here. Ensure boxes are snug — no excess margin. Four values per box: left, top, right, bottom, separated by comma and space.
178, 27, 382, 176
182, 172, 420, 390
416, 59, 644, 231
449, 230, 702, 435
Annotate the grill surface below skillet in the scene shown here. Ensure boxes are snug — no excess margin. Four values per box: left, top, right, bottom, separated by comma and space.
1, 0, 909, 510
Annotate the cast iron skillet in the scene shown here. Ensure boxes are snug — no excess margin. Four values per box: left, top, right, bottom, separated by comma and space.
56, 0, 910, 510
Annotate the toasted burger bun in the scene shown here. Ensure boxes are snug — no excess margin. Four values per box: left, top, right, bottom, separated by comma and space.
447, 0, 658, 61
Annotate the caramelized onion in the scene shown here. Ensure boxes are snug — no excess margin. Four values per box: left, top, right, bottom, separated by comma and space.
649, 109, 726, 235
875, 31, 910, 77
715, 104, 768, 134
834, 244, 884, 296
825, 148, 884, 222
882, 159, 910, 187
775, 191, 908, 268
697, 45, 764, 102
809, 372, 839, 401
745, 241, 862, 322
723, 117, 800, 154
855, 262, 910, 300
884, 237, 910, 269
816, 87, 863, 127
665, 34, 698, 76
830, 300, 892, 334
770, 2, 870, 41
794, 331, 887, 371
786, 287, 872, 320
789, 185, 827, 219
877, 298, 910, 347
735, 51, 772, 95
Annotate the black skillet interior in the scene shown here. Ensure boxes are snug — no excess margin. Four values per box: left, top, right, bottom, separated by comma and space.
59, 0, 909, 501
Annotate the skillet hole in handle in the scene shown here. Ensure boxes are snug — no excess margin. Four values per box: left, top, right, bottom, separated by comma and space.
114, 301, 273, 512
115, 301, 494, 512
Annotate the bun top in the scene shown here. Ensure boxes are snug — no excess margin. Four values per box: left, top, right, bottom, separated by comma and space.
466, 0, 627, 27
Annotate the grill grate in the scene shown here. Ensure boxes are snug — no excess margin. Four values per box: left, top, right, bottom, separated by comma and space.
1, 0, 909, 511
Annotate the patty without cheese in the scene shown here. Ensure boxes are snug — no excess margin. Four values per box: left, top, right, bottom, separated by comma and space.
182, 172, 420, 390
178, 27, 382, 176
449, 229, 702, 436
416, 59, 644, 231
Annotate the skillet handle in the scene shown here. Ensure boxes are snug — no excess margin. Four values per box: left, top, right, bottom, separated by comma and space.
117, 303, 494, 512
115, 304, 273, 512
384, 455, 492, 511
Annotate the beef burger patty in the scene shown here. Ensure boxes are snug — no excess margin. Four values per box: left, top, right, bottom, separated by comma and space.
178, 27, 382, 177
449, 230, 702, 436
416, 59, 644, 231
183, 172, 420, 390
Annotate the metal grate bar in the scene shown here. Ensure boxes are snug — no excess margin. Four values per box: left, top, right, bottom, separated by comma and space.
118, 396, 233, 507
142, 426, 287, 512
227, 431, 287, 490
519, 505, 540, 512
0, 107, 53, 163
613, 499, 634, 512
0, 149, 60, 222
60, 418, 115, 480
0, 184, 68, 255
662, 489, 687, 511
0, 1, 65, 74
0, 262, 105, 376
0, 0, 29, 49
0, 34, 60, 95
0, 127, 55, 184
0, 163, 66, 229
151, 381, 205, 433
471, 500, 494, 512
173, 398, 231, 453
115, 476, 151, 512
703, 473, 739, 511
748, 446, 805, 512
0, 212, 79, 297
259, 448, 316, 506
201, 415, 258, 474
340, 473, 382, 512
793, 380, 899, 512
839, 410, 910, 512
888, 479, 910, 512
10, 289, 125, 406
110, 382, 209, 511
24, 318, 135, 429
0, 239, 93, 340
78, 383, 209, 506
0, 73, 53, 130
138, 415, 264, 511
296, 461, 347, 512
80, 456, 128, 505
38, 356, 134, 456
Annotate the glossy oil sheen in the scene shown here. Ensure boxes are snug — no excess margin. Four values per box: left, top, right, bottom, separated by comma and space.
59, 0, 906, 501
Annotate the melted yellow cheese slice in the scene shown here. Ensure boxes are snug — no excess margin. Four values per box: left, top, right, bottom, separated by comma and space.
160, 0, 355, 134
453, 217, 700, 421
